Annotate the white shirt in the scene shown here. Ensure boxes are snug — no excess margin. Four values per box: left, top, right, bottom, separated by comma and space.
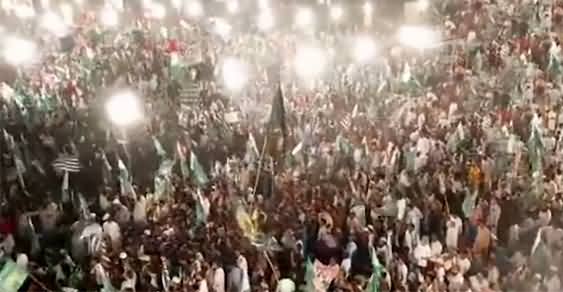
102, 220, 121, 247
276, 278, 296, 292
237, 255, 251, 292
213, 267, 225, 292
446, 216, 462, 249
414, 242, 431, 267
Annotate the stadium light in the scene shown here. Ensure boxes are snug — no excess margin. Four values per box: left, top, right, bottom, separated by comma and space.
398, 25, 440, 49
60, 3, 74, 25
146, 1, 166, 19
2, 36, 37, 66
222, 57, 248, 91
106, 90, 143, 127
353, 36, 377, 63
213, 18, 232, 39
226, 0, 239, 14
295, 7, 314, 29
186, 0, 204, 18
417, 0, 429, 11
100, 6, 119, 27
257, 10, 274, 31
329, 5, 343, 22
40, 11, 69, 37
363, 1, 373, 14
13, 4, 36, 19
294, 46, 326, 78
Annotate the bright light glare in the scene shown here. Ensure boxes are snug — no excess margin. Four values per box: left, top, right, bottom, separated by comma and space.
100, 7, 119, 27
60, 4, 74, 25
294, 46, 326, 78
257, 10, 274, 31
353, 36, 377, 63
13, 4, 36, 19
226, 0, 239, 14
363, 1, 373, 14
106, 91, 143, 126
417, 0, 429, 11
40, 11, 69, 37
186, 0, 204, 18
295, 7, 314, 28
330, 5, 343, 22
398, 26, 440, 49
258, 0, 269, 10
2, 37, 37, 66
146, 1, 166, 19
214, 18, 232, 39
222, 57, 248, 91
171, 0, 182, 10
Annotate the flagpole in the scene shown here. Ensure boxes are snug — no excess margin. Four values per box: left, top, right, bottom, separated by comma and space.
252, 134, 268, 197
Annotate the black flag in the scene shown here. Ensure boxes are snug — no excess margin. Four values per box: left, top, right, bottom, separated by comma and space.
269, 84, 286, 139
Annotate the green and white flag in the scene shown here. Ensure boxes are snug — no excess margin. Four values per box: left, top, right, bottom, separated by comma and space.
0, 259, 29, 292
117, 157, 136, 200
190, 150, 209, 186
366, 247, 384, 292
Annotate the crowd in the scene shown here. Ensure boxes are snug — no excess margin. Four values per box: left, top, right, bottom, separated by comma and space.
0, 0, 562, 291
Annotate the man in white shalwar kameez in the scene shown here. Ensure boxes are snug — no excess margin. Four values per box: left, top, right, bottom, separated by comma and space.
237, 253, 251, 292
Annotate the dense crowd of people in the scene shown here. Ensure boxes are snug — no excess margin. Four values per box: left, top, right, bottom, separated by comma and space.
0, 0, 562, 291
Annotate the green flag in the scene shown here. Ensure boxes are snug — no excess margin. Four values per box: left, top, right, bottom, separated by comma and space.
0, 260, 29, 292
365, 247, 384, 292
190, 150, 209, 186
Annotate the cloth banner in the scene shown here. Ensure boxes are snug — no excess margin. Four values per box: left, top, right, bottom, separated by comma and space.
0, 259, 29, 292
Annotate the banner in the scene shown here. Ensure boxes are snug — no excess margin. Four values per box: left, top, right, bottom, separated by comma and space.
0, 259, 29, 292
312, 260, 339, 292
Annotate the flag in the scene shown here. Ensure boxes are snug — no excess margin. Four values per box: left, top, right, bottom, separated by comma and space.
190, 150, 209, 186
340, 114, 352, 131
52, 155, 81, 172
179, 80, 201, 107
305, 258, 340, 292
235, 202, 261, 243
336, 134, 352, 155
0, 260, 29, 292
117, 157, 136, 199
177, 142, 189, 179
528, 123, 544, 173
269, 84, 287, 155
365, 247, 384, 292
152, 136, 166, 157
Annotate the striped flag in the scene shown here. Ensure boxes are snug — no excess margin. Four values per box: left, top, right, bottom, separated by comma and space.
52, 155, 81, 172
179, 81, 201, 107
340, 114, 352, 131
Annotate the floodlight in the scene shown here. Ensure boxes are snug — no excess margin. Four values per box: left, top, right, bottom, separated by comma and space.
257, 10, 274, 31
106, 90, 143, 126
226, 0, 239, 14
2, 36, 37, 66
13, 4, 36, 19
40, 11, 69, 37
100, 6, 119, 27
295, 7, 314, 28
60, 3, 74, 25
330, 5, 343, 22
353, 36, 377, 63
294, 46, 326, 78
186, 0, 204, 18
398, 25, 440, 49
222, 57, 248, 91
146, 1, 166, 19
417, 0, 429, 11
214, 18, 232, 39
171, 0, 182, 10
363, 2, 373, 14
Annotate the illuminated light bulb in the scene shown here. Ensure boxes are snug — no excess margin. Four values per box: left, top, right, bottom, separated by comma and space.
226, 0, 238, 14
329, 5, 343, 22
